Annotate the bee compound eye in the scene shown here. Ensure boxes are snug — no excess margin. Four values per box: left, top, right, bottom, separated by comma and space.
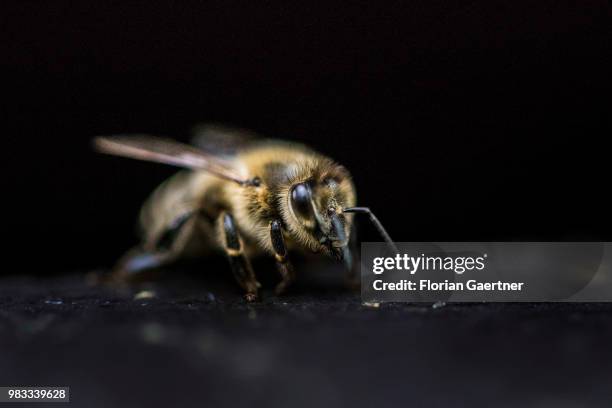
290, 183, 314, 220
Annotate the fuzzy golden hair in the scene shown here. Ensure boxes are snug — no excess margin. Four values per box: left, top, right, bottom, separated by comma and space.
222, 141, 356, 255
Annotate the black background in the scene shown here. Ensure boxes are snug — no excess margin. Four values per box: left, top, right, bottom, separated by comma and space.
3, 0, 611, 274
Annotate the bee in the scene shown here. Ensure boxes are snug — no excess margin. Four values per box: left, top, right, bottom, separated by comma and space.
94, 125, 396, 301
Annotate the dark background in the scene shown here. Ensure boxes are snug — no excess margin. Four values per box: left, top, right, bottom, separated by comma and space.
3, 0, 611, 274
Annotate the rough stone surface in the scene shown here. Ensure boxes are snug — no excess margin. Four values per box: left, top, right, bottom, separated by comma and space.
1, 270, 611, 407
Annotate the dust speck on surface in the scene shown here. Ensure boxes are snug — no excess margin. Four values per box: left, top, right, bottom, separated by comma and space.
432, 301, 446, 309
134, 290, 156, 300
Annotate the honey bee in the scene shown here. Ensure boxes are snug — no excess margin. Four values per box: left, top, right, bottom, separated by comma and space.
94, 125, 396, 301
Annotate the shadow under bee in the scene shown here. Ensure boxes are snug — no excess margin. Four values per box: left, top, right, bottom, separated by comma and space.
96, 253, 354, 299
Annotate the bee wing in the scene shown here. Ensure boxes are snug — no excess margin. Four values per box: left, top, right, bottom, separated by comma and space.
93, 135, 248, 184
190, 123, 260, 156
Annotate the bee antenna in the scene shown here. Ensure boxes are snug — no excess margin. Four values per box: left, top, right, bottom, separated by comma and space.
343, 207, 399, 254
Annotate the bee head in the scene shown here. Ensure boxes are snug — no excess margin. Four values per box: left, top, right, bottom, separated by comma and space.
282, 161, 356, 259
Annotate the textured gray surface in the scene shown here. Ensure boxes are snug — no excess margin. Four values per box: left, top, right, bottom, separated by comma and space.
1, 269, 612, 408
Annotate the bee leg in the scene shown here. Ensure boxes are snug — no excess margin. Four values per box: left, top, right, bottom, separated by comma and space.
270, 219, 295, 295
107, 211, 195, 283
221, 213, 260, 302
112, 249, 170, 280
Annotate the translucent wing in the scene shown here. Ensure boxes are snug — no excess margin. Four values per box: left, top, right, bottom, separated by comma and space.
93, 135, 248, 185
190, 123, 260, 156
